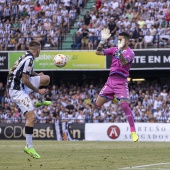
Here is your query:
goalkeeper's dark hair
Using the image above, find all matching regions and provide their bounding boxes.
[119,32,130,39]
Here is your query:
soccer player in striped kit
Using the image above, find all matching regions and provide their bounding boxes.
[7,41,52,158]
[95,29,139,142]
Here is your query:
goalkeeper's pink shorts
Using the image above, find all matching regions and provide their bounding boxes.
[99,75,129,100]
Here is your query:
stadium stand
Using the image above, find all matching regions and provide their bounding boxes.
[1,80,170,124]
[65,0,170,50]
[0,0,170,50]
[1,0,170,124]
[0,0,88,50]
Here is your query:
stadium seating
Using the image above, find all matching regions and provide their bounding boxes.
[1,81,170,124]
[0,0,170,50]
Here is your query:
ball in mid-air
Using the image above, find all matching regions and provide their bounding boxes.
[54,54,67,67]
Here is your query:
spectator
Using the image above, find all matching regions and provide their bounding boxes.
[137,17,146,29]
[20,7,28,18]
[156,111,167,123]
[88,25,98,50]
[3,5,11,22]
[84,11,91,26]
[128,31,135,48]
[110,0,119,10]
[123,17,131,28]
[79,25,89,50]
[149,25,157,36]
[144,31,154,48]
[77,109,85,123]
[130,90,139,106]
[7,34,17,50]
[108,17,118,37]
[76,18,84,29]
[133,24,141,40]
[11,18,20,33]
[88,85,96,100]
[145,17,154,29]
[34,1,42,17]
[159,28,170,48]
[160,89,168,101]
[165,10,170,23]
[71,31,82,50]
[134,31,144,49]
[95,0,102,11]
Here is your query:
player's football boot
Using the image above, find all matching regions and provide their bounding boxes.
[24,146,41,159]
[113,95,118,104]
[35,101,52,107]
[131,132,139,142]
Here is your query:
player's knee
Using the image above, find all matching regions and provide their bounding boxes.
[45,75,50,85]
[40,75,50,86]
[93,102,101,108]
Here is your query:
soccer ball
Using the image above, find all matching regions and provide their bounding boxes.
[54,54,67,67]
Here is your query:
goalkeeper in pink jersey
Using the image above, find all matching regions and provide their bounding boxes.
[95,29,139,142]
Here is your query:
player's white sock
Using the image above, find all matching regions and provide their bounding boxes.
[26,134,33,148]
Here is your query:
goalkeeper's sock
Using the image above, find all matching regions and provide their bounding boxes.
[120,103,135,132]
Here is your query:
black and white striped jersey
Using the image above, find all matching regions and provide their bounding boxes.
[7,51,34,90]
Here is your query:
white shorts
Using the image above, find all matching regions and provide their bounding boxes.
[24,76,40,94]
[9,76,40,114]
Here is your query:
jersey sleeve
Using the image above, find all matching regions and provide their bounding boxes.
[103,47,117,56]
[22,59,33,75]
[124,50,135,63]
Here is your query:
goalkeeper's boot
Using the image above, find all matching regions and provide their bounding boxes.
[35,101,52,107]
[113,95,118,104]
[24,146,41,159]
[131,132,139,142]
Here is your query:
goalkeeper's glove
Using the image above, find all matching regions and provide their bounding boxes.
[99,28,111,45]
[118,38,125,50]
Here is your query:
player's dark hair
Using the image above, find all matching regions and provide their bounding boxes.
[119,32,130,39]
[28,40,41,50]
[29,40,41,47]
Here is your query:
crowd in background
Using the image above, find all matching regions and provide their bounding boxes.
[0,0,170,50]
[0,0,84,50]
[71,0,170,50]
[0,80,170,124]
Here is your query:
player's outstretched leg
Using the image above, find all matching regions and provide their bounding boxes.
[120,102,139,142]
[24,75,52,107]
[35,75,52,107]
[24,111,41,159]
[94,95,108,109]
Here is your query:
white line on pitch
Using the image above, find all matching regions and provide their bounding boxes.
[120,162,170,169]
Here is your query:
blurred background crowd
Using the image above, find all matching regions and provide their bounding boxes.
[0,80,170,124]
[1,0,170,124]
[0,0,170,50]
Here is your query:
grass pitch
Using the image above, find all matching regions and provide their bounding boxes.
[0,141,170,170]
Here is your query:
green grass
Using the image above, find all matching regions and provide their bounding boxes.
[0,141,170,170]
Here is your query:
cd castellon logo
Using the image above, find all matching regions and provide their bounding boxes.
[1,125,54,139]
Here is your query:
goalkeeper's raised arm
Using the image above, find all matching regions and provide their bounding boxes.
[95,28,111,55]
